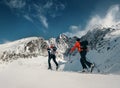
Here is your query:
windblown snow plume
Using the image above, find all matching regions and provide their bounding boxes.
[65,5,120,37]
[86,5,120,31]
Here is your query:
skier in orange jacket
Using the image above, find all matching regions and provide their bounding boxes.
[70,38,94,72]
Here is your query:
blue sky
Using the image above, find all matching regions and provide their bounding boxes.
[0,0,120,43]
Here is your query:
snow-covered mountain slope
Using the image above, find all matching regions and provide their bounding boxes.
[80,23,120,74]
[0,57,120,88]
[0,37,49,62]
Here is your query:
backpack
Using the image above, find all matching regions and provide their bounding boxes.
[80,40,88,50]
[52,46,57,51]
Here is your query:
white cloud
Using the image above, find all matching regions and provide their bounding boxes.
[69,25,80,32]
[64,25,86,37]
[43,0,65,18]
[4,0,65,29]
[60,3,65,10]
[24,15,33,22]
[65,5,120,38]
[44,1,53,9]
[4,0,26,9]
[39,15,48,29]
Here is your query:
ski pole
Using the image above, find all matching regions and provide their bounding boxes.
[68,54,73,63]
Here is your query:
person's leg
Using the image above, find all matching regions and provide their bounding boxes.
[52,55,59,70]
[81,51,94,72]
[80,51,87,69]
[85,59,92,68]
[82,51,92,68]
[52,55,58,66]
[80,51,95,72]
[48,55,52,69]
[80,58,87,69]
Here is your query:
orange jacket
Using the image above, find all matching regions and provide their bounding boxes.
[70,41,82,53]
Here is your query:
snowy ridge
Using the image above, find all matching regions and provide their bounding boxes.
[0,37,48,62]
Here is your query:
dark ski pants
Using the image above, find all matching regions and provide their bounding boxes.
[48,54,58,69]
[80,51,92,69]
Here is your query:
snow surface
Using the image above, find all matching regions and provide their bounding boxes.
[0,56,120,88]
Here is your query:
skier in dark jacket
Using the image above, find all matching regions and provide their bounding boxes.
[47,44,58,70]
[70,38,94,72]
